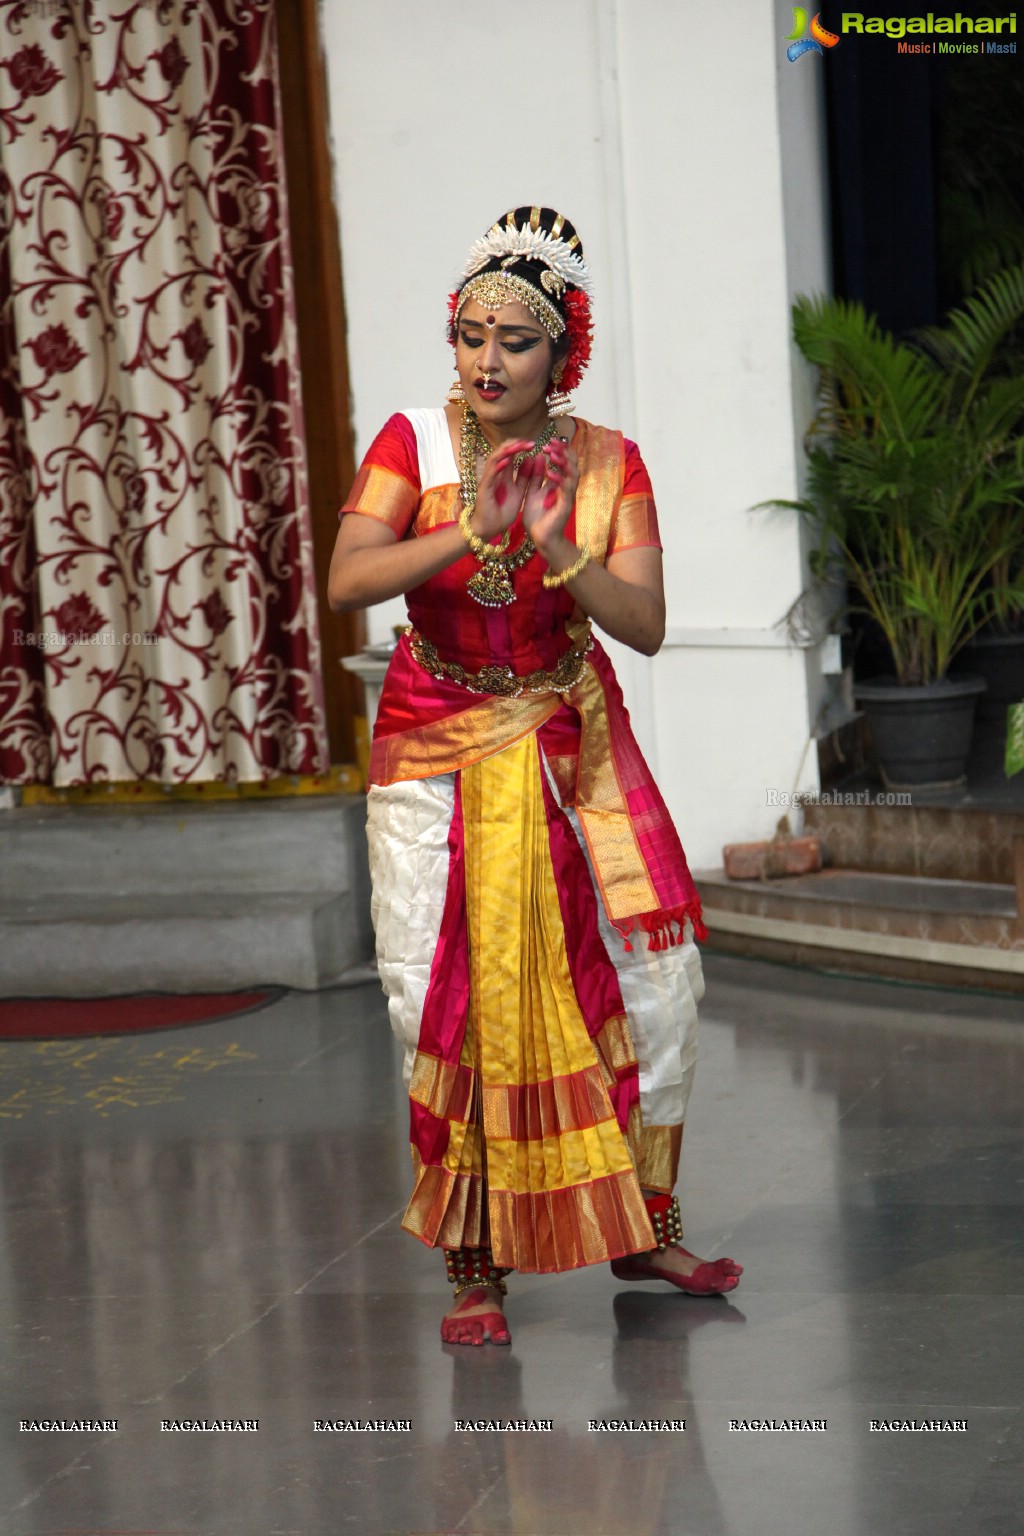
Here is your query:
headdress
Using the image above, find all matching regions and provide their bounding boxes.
[448,206,594,392]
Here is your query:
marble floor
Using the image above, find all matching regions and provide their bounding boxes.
[1,955,1021,1536]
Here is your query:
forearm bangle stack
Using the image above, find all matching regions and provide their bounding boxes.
[542,543,591,588]
[458,501,512,561]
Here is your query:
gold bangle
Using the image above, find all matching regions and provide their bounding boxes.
[458,501,511,561]
[542,543,591,588]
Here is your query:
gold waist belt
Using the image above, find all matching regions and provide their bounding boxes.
[408,626,592,699]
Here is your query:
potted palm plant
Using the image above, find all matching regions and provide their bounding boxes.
[953,510,1024,721]
[937,271,1024,721]
[763,265,1024,790]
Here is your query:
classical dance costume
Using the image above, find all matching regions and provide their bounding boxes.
[339,206,730,1320]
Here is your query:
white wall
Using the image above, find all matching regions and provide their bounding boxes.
[320,0,832,867]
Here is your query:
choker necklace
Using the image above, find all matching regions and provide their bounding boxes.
[458,405,558,607]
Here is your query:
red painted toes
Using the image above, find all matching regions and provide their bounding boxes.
[610,1252,743,1297]
[440,1311,511,1345]
[440,1290,512,1345]
[682,1261,741,1295]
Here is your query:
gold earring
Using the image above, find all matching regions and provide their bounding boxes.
[447,372,466,404]
[547,365,573,419]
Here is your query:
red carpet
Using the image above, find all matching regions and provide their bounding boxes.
[0,989,278,1040]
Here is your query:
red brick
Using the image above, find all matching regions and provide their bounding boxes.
[723,836,822,881]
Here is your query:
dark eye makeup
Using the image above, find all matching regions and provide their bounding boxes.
[459,330,542,354]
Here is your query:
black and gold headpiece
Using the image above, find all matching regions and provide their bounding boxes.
[453,205,591,340]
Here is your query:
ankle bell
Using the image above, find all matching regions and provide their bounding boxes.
[444,1244,510,1297]
[644,1193,684,1250]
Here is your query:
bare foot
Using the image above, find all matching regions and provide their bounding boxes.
[611,1244,743,1296]
[440,1284,512,1345]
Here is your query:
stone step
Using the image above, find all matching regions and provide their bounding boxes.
[0,798,375,996]
[0,798,367,895]
[0,891,365,996]
[697,867,1024,994]
[803,799,1024,885]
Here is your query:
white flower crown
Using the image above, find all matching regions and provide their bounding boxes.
[461,223,592,296]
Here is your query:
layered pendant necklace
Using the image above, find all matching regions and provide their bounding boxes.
[459,404,558,607]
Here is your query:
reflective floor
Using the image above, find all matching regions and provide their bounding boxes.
[1,955,1022,1536]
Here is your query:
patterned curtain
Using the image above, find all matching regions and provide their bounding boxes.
[0,0,329,784]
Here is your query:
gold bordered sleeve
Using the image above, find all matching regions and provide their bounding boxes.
[606,439,662,554]
[338,413,421,538]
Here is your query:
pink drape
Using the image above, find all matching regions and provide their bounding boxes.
[0,0,328,783]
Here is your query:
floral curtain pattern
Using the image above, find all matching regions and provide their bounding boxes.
[0,0,328,784]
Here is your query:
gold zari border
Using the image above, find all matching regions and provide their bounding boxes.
[610,494,661,553]
[341,463,419,534]
[632,1123,683,1195]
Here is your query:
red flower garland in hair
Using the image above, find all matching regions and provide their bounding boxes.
[447,286,593,393]
[558,290,593,394]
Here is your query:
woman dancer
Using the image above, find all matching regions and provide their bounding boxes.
[329,206,742,1346]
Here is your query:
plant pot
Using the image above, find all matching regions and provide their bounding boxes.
[853,675,986,790]
[954,631,1024,721]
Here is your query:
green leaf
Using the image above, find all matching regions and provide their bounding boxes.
[917,263,1024,384]
[1005,702,1024,778]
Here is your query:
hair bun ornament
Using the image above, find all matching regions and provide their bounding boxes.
[461,210,592,296]
[448,205,595,391]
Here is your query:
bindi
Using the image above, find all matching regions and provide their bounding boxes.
[485,314,497,328]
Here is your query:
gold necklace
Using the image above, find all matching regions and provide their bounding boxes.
[458,405,558,607]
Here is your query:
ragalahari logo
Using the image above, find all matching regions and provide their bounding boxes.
[787,8,841,60]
